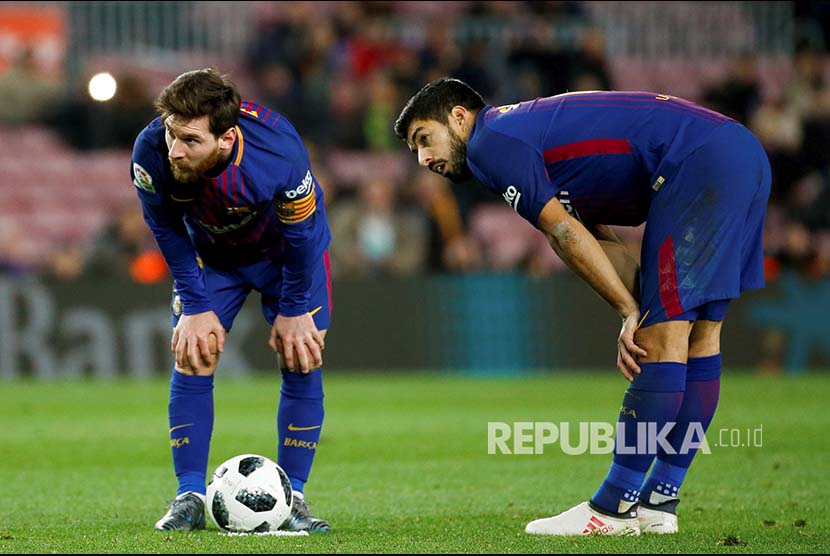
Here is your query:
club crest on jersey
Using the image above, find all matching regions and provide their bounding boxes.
[503,185,521,211]
[274,201,295,219]
[198,211,257,234]
[132,162,155,193]
[226,206,252,215]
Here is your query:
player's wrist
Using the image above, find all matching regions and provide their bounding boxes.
[618,304,640,321]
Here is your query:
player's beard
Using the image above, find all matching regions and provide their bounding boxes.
[445,127,473,184]
[169,145,221,183]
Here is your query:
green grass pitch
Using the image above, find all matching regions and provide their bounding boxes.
[0,371,827,553]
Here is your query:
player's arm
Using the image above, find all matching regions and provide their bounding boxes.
[131,138,224,371]
[586,223,640,300]
[468,127,645,378]
[270,167,326,374]
[139,202,225,371]
[538,199,646,380]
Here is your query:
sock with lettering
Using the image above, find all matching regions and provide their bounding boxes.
[168,369,214,496]
[277,369,324,493]
[590,362,686,514]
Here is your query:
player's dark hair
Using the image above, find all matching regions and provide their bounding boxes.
[394,77,485,141]
[154,68,241,136]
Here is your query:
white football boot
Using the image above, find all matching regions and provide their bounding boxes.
[525,501,640,536]
[637,499,679,534]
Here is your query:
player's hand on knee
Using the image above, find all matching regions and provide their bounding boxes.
[175,346,219,375]
[172,311,225,374]
[269,313,324,373]
[617,311,647,381]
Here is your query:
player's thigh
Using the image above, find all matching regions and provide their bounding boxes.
[688,321,722,358]
[688,299,729,358]
[634,299,728,363]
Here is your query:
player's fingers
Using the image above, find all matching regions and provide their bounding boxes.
[174,335,187,368]
[187,339,206,374]
[622,322,648,359]
[627,335,648,358]
[306,337,323,369]
[617,352,634,382]
[618,343,640,376]
[214,327,226,354]
[275,350,288,372]
[282,338,297,372]
[623,352,640,376]
[296,343,311,374]
[311,329,325,351]
[171,329,179,354]
[197,336,213,364]
[623,336,645,371]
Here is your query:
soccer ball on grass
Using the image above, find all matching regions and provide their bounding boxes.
[206,453,293,532]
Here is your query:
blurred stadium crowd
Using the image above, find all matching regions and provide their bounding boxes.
[0,0,828,288]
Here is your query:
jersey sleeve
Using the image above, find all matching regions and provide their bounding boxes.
[467,127,559,227]
[130,125,166,207]
[130,128,211,315]
[271,144,330,318]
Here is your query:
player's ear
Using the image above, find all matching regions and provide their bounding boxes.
[218,127,236,150]
[450,105,467,126]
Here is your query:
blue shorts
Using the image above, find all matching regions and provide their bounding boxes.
[639,122,770,327]
[171,252,332,331]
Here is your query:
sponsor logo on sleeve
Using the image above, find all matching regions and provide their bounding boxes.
[276,170,317,223]
[557,190,582,221]
[503,185,522,211]
[284,170,313,199]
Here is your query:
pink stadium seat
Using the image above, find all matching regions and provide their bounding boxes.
[0,125,134,268]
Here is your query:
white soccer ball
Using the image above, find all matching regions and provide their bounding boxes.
[206,454,293,532]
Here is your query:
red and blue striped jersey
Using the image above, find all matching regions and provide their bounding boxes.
[130,101,331,317]
[466,91,734,227]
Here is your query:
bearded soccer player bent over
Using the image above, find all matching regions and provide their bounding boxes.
[131,69,332,532]
[395,78,770,536]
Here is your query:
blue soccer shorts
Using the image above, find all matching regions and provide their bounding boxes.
[171,252,332,331]
[639,122,771,327]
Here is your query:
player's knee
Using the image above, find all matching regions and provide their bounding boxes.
[174,358,219,376]
[634,320,693,362]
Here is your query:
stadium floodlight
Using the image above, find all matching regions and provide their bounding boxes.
[88,72,117,102]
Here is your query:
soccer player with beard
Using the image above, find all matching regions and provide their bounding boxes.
[131,68,332,532]
[395,78,770,536]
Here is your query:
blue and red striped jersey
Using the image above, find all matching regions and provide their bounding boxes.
[466,91,734,227]
[130,101,331,317]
